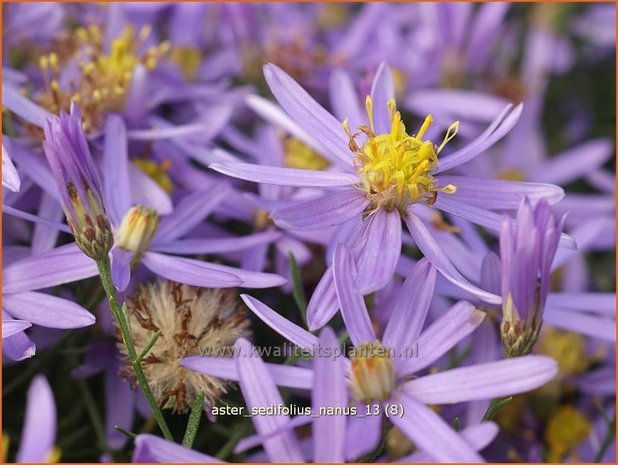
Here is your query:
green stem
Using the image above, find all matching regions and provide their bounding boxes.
[182,391,205,448]
[76,378,115,458]
[96,258,174,441]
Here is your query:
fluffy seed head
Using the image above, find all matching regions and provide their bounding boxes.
[118,281,250,413]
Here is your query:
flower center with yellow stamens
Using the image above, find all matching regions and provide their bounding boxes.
[284,137,330,170]
[170,46,202,81]
[349,341,396,402]
[133,159,174,194]
[536,327,588,379]
[37,25,169,131]
[345,96,458,213]
[115,206,160,258]
[544,405,591,462]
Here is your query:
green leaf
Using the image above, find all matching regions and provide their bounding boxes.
[482,397,512,422]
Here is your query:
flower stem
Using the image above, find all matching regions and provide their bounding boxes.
[182,391,205,448]
[96,258,174,441]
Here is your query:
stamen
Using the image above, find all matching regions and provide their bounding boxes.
[365,95,375,133]
[416,114,434,140]
[437,121,460,153]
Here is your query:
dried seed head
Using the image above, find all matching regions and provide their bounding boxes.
[118,281,250,413]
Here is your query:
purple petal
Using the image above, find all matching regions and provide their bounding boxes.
[438,176,564,209]
[182,356,313,390]
[313,327,347,462]
[210,161,359,187]
[152,230,281,255]
[31,193,64,255]
[3,330,36,361]
[128,164,173,215]
[2,318,32,338]
[3,243,98,294]
[544,308,616,342]
[398,301,485,376]
[383,258,436,351]
[329,70,364,131]
[110,247,133,292]
[332,244,376,346]
[436,103,523,174]
[403,356,558,404]
[16,375,56,462]
[246,95,326,160]
[405,213,501,304]
[400,422,499,462]
[354,208,402,293]
[154,184,230,243]
[3,292,95,329]
[240,294,318,349]
[235,338,304,462]
[306,266,339,331]
[271,189,368,231]
[263,63,352,166]
[390,392,483,462]
[102,115,132,224]
[2,83,53,128]
[2,143,21,192]
[133,434,222,463]
[344,413,382,461]
[546,293,616,315]
[106,361,135,449]
[369,62,395,134]
[530,139,614,185]
[141,252,242,288]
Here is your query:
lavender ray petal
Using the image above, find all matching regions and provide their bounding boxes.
[16,375,56,462]
[402,356,558,404]
[3,292,95,329]
[332,243,376,346]
[210,161,359,187]
[271,189,368,231]
[241,294,318,349]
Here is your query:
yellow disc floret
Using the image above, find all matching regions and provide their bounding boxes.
[545,405,591,462]
[345,96,458,212]
[349,341,396,402]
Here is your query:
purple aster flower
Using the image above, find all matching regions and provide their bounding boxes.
[500,198,565,357]
[210,62,572,330]
[185,255,558,461]
[42,102,114,260]
[98,115,285,292]
[13,375,58,462]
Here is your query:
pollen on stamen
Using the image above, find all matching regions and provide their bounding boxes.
[34,25,169,132]
[345,96,459,213]
[118,281,251,413]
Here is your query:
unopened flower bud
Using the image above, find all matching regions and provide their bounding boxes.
[42,102,113,260]
[115,205,159,257]
[499,198,565,357]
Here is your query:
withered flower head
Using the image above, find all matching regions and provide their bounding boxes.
[119,281,250,413]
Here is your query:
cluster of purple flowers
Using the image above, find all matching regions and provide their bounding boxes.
[2,2,615,463]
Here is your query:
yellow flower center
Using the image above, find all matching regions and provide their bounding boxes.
[349,341,396,402]
[133,159,174,194]
[2,433,9,463]
[545,405,591,462]
[345,96,458,212]
[170,46,202,81]
[115,206,160,257]
[37,25,169,131]
[536,327,589,379]
[284,137,330,170]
